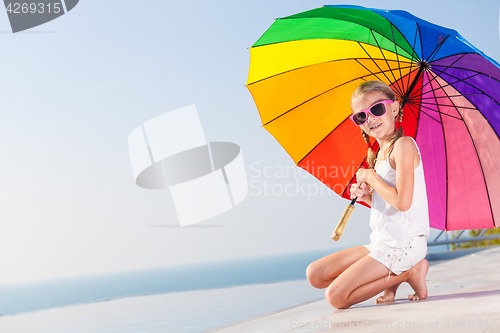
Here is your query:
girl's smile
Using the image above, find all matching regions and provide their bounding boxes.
[351,91,400,147]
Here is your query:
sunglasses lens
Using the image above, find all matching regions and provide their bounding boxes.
[371,103,386,116]
[353,112,366,125]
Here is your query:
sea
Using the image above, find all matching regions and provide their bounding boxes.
[0,245,450,332]
[0,248,344,314]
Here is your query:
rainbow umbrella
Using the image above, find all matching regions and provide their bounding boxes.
[246,5,500,231]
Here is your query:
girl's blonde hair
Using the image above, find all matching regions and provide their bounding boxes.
[351,80,404,168]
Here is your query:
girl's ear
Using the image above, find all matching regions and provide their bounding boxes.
[392,100,400,117]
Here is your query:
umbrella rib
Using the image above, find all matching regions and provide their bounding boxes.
[431,62,500,87]
[297,95,389,173]
[407,54,467,100]
[419,101,478,111]
[261,64,412,127]
[410,73,424,161]
[272,15,417,59]
[295,114,361,167]
[409,72,480,102]
[407,100,441,123]
[429,53,500,79]
[424,72,500,142]
[311,118,362,181]
[353,59,385,82]
[247,54,412,86]
[405,25,420,98]
[357,41,396,86]
[353,59,412,88]
[425,35,450,64]
[420,93,484,100]
[403,98,421,121]
[369,29,402,96]
[390,24,405,96]
[418,21,424,61]
[426,74,449,230]
[435,78,496,229]
[425,66,500,146]
[408,100,464,122]
[417,72,482,107]
[295,117,354,167]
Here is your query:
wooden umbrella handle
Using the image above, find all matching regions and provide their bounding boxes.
[331,165,374,241]
[331,198,356,241]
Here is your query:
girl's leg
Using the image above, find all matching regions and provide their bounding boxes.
[325,256,429,309]
[306,246,370,289]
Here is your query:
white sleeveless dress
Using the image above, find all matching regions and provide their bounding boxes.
[363,136,430,277]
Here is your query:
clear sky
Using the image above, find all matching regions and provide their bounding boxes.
[0,0,498,285]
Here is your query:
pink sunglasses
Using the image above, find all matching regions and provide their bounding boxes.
[350,100,394,126]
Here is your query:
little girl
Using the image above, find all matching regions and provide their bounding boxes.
[306,80,431,309]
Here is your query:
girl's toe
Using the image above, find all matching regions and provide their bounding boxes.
[408,292,420,301]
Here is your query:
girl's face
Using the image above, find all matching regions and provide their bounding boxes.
[351,91,399,139]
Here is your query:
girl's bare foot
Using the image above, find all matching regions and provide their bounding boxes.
[376,282,402,304]
[406,259,429,301]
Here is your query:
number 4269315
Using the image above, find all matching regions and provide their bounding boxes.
[6,2,62,14]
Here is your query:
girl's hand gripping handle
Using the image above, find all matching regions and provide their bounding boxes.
[350,183,370,202]
[332,167,373,241]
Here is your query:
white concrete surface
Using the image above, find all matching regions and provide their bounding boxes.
[212,246,500,333]
[1,246,499,333]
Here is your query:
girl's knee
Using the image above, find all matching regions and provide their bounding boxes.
[305,263,317,286]
[325,286,350,309]
[306,262,325,289]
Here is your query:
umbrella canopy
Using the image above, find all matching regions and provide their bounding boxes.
[246,5,500,231]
